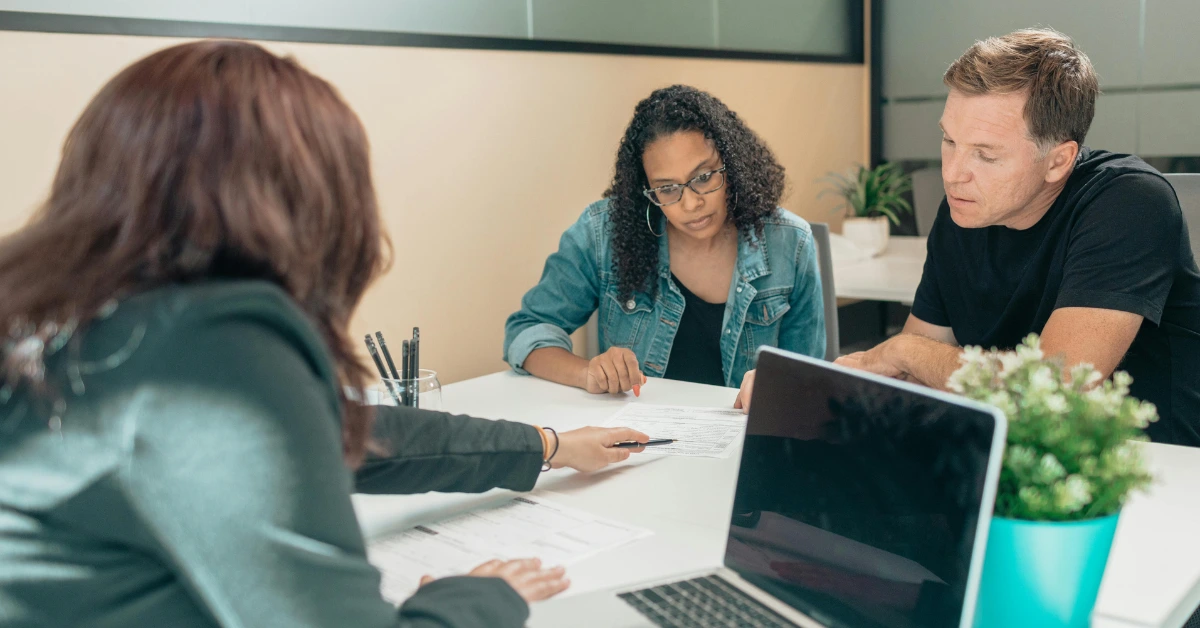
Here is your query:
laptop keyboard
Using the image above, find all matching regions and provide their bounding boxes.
[618,575,796,627]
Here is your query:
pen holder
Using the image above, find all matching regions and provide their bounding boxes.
[382,369,442,411]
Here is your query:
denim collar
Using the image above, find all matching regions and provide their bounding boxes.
[655,222,771,282]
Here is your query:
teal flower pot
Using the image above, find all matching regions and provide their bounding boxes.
[975,514,1120,628]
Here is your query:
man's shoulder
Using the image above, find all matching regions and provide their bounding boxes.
[1071,149,1180,223]
[1076,147,1158,174]
[1073,148,1173,196]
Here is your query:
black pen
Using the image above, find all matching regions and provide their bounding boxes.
[400,340,411,407]
[377,332,400,379]
[365,335,401,405]
[613,439,675,449]
[377,332,404,406]
[411,327,420,409]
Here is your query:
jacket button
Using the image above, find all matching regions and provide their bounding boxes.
[625,299,636,311]
[736,286,743,293]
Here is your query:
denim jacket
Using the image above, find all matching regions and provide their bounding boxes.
[504,199,825,387]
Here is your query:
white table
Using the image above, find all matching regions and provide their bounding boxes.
[830,234,927,305]
[353,372,742,599]
[353,371,1200,628]
[1093,443,1200,628]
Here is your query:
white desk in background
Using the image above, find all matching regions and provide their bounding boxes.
[353,371,1200,628]
[830,234,927,305]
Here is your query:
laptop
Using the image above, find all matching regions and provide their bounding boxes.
[529,346,1007,628]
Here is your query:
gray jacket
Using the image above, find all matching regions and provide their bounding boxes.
[0,280,542,628]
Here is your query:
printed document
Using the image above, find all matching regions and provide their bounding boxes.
[367,496,652,603]
[602,403,747,458]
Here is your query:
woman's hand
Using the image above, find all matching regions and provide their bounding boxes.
[583,347,646,394]
[420,558,569,602]
[551,426,650,472]
[734,370,755,414]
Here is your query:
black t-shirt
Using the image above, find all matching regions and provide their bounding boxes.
[913,148,1200,446]
[664,274,727,387]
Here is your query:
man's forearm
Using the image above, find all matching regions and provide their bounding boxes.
[888,333,963,390]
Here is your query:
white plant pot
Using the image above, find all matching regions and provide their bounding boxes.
[842,216,890,257]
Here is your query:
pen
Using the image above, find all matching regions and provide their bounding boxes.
[365,335,401,405]
[613,438,675,449]
[377,332,400,380]
[400,340,411,407]
[411,327,420,409]
[377,331,404,407]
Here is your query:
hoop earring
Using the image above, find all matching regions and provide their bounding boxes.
[646,203,664,237]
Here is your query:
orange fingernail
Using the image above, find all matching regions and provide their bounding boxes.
[633,384,641,397]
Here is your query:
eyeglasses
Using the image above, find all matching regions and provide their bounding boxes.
[642,167,726,206]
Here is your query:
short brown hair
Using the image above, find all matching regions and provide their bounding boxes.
[944,28,1099,152]
[0,41,388,466]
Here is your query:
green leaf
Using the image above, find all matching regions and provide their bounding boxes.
[874,206,901,225]
[821,162,915,221]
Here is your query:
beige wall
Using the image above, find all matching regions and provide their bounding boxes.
[0,30,866,384]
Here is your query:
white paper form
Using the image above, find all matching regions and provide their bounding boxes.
[602,404,747,458]
[366,496,652,604]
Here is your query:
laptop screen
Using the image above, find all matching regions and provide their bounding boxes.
[724,349,1000,628]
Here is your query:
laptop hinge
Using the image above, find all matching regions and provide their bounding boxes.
[716,568,830,628]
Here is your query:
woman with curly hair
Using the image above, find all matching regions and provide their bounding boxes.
[505,85,825,410]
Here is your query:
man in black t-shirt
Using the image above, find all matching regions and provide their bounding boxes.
[837,29,1200,446]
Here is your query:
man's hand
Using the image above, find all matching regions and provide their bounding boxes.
[834,337,907,379]
[835,317,963,389]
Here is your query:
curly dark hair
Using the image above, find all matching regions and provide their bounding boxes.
[604,85,786,301]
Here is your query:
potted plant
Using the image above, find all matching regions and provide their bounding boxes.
[948,335,1157,628]
[822,162,912,256]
